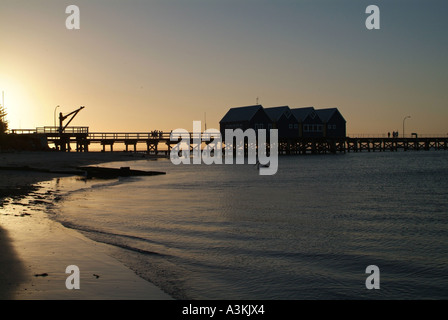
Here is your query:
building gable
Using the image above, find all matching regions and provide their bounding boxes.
[291,107,315,122]
[219,105,263,124]
[316,108,346,124]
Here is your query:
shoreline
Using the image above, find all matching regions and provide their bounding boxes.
[0,151,172,300]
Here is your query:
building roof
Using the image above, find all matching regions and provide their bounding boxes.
[290,107,316,122]
[264,106,291,122]
[219,105,263,123]
[315,108,346,122]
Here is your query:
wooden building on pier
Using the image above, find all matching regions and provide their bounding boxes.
[219,105,272,139]
[220,105,347,139]
[264,106,299,139]
[316,108,346,138]
[290,107,324,138]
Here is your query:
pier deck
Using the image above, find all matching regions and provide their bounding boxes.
[8,128,448,154]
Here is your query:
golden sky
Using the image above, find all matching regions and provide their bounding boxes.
[1,0,447,136]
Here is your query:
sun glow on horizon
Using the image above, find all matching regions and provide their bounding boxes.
[0,75,42,130]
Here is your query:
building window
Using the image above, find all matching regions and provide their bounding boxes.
[304,125,309,132]
[317,125,323,132]
[333,125,336,129]
[294,124,298,129]
[289,124,293,129]
[328,124,332,130]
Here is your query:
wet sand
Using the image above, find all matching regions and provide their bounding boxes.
[0,151,172,300]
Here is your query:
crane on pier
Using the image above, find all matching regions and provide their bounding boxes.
[59,106,85,135]
[57,106,85,152]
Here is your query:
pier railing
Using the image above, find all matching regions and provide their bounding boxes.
[8,129,37,134]
[87,132,217,141]
[36,126,89,135]
[348,133,448,138]
[88,132,170,141]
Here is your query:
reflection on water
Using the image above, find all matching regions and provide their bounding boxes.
[51,151,448,299]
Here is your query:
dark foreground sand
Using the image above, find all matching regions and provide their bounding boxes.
[0,151,172,300]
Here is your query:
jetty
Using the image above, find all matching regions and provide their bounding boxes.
[5,104,446,155]
[7,127,448,155]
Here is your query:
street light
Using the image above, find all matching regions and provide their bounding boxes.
[403,115,411,138]
[54,105,60,129]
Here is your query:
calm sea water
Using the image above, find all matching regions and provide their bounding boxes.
[49,151,448,299]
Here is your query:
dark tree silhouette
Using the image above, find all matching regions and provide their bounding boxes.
[0,105,8,134]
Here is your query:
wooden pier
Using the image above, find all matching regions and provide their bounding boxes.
[8,128,448,155]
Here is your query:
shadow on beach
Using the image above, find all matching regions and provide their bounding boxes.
[0,225,27,299]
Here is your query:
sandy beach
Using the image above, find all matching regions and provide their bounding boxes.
[0,151,172,300]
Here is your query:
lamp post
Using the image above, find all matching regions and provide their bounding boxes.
[54,105,60,130]
[402,115,411,138]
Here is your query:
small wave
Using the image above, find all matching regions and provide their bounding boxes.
[60,221,168,257]
[99,240,165,256]
[61,221,164,245]
[63,176,139,195]
[91,176,141,189]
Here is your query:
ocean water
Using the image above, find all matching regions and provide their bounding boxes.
[48,151,448,299]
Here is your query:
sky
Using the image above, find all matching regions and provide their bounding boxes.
[0,0,447,136]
